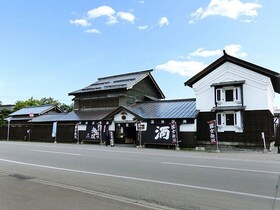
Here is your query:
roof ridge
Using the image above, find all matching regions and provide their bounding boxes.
[98,69,153,80]
[135,98,196,104]
[21,104,55,109]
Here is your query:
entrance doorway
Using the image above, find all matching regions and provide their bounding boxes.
[115,123,136,144]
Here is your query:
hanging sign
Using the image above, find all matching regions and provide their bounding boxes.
[52,122,57,138]
[74,124,78,140]
[170,120,178,144]
[109,131,115,147]
[207,120,217,143]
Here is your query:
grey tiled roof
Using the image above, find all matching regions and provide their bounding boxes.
[10,104,56,116]
[63,108,116,121]
[127,99,197,119]
[29,113,68,122]
[68,70,164,98]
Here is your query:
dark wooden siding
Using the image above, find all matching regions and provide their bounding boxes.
[79,98,119,109]
[73,77,162,110]
[0,122,77,143]
[196,110,274,147]
[127,77,163,103]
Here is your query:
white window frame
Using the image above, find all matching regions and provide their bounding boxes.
[215,86,241,105]
[216,111,243,132]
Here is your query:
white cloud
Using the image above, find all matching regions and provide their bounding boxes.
[71,6,138,32]
[156,60,206,77]
[189,44,247,58]
[138,25,148,30]
[139,1,145,4]
[85,29,101,34]
[159,17,169,27]
[189,48,222,57]
[117,12,135,24]
[70,19,91,27]
[87,5,115,19]
[224,44,247,57]
[157,44,247,77]
[87,5,118,25]
[190,0,262,23]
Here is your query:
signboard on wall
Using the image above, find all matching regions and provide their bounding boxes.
[146,123,178,144]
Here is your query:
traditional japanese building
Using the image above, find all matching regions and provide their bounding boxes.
[185,51,280,148]
[68,69,165,110]
[6,104,62,141]
[17,70,198,147]
[5,52,279,149]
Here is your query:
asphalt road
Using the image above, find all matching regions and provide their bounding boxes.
[0,141,280,210]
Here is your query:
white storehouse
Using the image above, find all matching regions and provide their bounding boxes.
[185,51,280,147]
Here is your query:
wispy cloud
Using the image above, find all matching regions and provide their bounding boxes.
[156,44,247,77]
[70,19,91,27]
[189,48,221,57]
[87,5,115,19]
[117,12,135,24]
[138,25,148,30]
[224,44,247,57]
[85,29,101,34]
[189,44,247,58]
[139,0,145,4]
[71,5,136,32]
[159,17,169,27]
[190,0,262,24]
[87,5,117,25]
[156,60,206,77]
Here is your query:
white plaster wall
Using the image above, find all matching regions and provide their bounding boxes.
[193,62,275,113]
[114,112,135,122]
[109,121,115,131]
[179,120,196,132]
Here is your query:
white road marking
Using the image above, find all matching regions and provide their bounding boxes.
[0,158,279,201]
[162,162,280,175]
[30,149,81,156]
[2,141,280,165]
[31,179,171,210]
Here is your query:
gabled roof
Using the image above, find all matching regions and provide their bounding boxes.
[104,99,198,120]
[184,51,280,94]
[69,69,165,98]
[10,104,59,117]
[30,108,116,122]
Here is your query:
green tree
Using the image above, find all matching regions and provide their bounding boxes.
[13,97,41,111]
[13,97,73,113]
[0,109,12,125]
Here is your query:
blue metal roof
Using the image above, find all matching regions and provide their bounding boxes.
[127,99,197,119]
[30,99,197,122]
[10,104,57,116]
[30,108,116,122]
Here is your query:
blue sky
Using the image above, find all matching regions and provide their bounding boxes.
[1,0,280,106]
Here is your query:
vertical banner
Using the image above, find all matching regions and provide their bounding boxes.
[170,120,178,144]
[207,120,217,143]
[74,123,78,140]
[109,131,115,147]
[85,124,100,141]
[52,122,57,138]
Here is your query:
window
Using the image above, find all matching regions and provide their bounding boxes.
[216,89,221,102]
[225,113,234,125]
[217,113,222,125]
[215,87,241,105]
[216,111,243,132]
[225,90,234,102]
